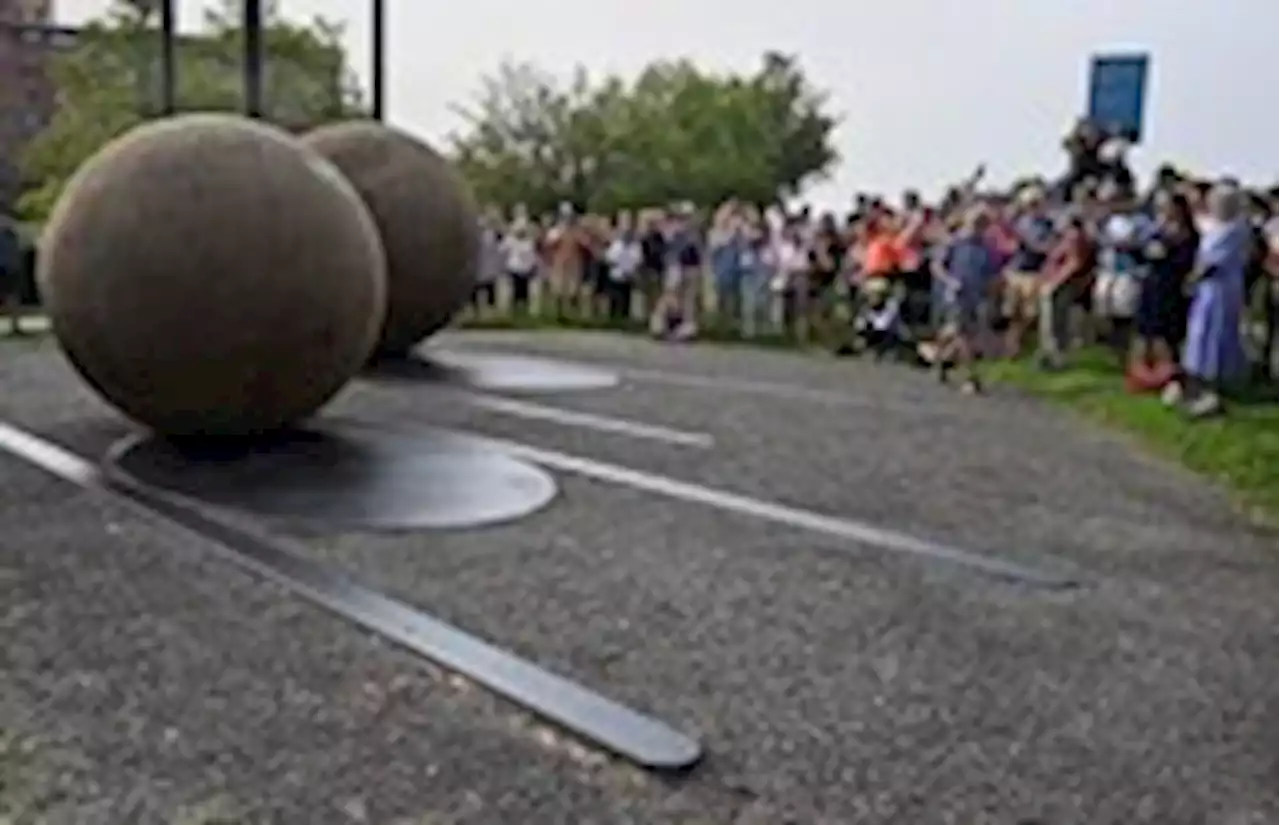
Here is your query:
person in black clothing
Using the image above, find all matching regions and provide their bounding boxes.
[0,213,22,336]
[637,210,667,317]
[1129,190,1199,388]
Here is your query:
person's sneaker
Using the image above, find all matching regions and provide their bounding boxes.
[960,378,982,395]
[1160,381,1184,406]
[1036,352,1064,371]
[1186,391,1222,418]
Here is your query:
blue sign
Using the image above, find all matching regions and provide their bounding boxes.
[1087,53,1150,143]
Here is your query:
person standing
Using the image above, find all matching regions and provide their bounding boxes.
[0,213,21,336]
[637,209,668,320]
[739,206,773,339]
[1167,183,1251,417]
[1002,187,1055,356]
[544,203,585,320]
[649,204,703,341]
[501,217,540,317]
[604,213,642,321]
[1093,180,1153,355]
[471,216,502,316]
[1263,193,1279,379]
[933,207,1000,393]
[1036,213,1095,369]
[708,202,747,329]
[1128,191,1198,389]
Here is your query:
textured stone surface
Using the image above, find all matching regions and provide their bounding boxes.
[0,332,1274,824]
[36,113,386,437]
[304,121,480,356]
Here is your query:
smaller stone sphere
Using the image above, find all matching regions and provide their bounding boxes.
[303,121,480,356]
[38,113,387,438]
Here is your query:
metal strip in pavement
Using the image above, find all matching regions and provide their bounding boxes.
[0,420,704,773]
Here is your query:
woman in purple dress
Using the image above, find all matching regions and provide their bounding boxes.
[1165,183,1250,417]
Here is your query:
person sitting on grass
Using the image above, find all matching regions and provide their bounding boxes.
[932,207,1000,394]
[851,276,909,359]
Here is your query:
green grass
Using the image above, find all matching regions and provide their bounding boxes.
[984,350,1278,520]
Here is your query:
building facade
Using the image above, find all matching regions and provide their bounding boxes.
[0,0,74,211]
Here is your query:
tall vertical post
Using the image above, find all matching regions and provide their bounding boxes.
[243,0,264,118]
[371,0,385,120]
[158,0,176,116]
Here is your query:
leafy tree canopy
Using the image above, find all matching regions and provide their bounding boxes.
[16,0,363,221]
[450,52,840,217]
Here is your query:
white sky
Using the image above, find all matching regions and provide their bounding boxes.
[57,0,1280,210]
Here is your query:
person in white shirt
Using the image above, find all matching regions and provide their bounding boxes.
[771,223,810,334]
[501,218,540,314]
[472,217,503,315]
[604,214,642,320]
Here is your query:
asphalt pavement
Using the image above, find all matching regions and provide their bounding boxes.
[0,330,1274,824]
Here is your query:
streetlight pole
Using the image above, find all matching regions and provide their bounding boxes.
[243,0,263,118]
[371,0,385,120]
[158,0,175,115]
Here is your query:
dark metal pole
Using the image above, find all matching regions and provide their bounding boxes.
[371,0,385,120]
[243,0,264,118]
[158,0,176,115]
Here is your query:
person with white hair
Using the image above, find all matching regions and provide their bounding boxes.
[1163,181,1251,416]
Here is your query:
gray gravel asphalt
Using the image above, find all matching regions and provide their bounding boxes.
[0,330,1275,824]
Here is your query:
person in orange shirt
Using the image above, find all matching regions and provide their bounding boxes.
[860,212,901,281]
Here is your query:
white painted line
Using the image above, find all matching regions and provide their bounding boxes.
[472,432,1078,588]
[0,420,97,483]
[463,393,713,449]
[623,368,893,409]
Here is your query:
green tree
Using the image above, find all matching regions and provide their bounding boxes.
[450,52,840,215]
[16,0,364,221]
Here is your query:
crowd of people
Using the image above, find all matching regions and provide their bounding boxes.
[472,119,1278,414]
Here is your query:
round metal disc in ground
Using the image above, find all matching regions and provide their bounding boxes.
[105,425,558,531]
[367,350,619,393]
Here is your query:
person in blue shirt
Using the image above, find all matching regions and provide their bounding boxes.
[1002,187,1056,355]
[932,207,1001,393]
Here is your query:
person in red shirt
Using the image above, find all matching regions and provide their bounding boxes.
[1036,214,1095,369]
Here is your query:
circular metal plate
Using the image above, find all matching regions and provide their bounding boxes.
[367,350,619,393]
[105,424,558,531]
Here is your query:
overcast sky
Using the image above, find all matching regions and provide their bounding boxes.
[58,0,1280,208]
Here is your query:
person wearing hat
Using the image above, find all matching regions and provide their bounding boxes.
[1001,185,1055,356]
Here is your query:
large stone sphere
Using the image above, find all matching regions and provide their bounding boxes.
[302,121,480,356]
[38,113,387,438]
